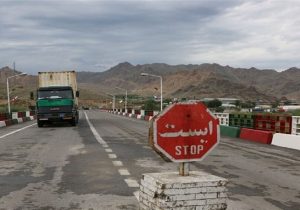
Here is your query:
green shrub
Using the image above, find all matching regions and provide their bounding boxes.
[288,109,300,116]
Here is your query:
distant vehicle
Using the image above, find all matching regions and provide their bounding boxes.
[82,106,90,110]
[34,71,79,127]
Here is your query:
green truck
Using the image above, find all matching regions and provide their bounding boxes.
[35,71,79,127]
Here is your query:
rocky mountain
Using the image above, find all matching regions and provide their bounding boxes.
[77,62,300,102]
[1,63,300,104]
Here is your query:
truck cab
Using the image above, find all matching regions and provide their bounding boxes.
[37,86,79,127]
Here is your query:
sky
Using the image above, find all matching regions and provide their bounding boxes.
[0,0,300,74]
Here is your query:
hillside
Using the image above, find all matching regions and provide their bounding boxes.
[1,63,300,106]
[0,67,37,100]
[77,62,300,102]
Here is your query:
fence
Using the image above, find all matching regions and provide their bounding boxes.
[292,116,300,135]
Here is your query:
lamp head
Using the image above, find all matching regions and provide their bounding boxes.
[140,73,149,76]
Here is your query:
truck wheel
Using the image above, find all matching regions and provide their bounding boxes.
[76,113,79,124]
[37,120,43,127]
[71,118,76,126]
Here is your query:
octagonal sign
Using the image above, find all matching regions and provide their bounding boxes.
[153,102,220,162]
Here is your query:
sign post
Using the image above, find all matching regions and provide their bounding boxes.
[179,162,190,176]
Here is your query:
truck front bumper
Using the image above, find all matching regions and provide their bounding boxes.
[37,112,76,121]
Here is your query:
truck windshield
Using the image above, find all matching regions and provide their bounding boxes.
[38,90,73,99]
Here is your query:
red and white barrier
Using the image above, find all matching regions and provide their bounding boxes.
[239,128,273,144]
[272,133,300,150]
[0,111,36,128]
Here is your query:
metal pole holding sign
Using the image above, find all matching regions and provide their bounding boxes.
[179,162,190,176]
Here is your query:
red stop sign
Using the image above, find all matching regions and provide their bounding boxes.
[153,102,220,162]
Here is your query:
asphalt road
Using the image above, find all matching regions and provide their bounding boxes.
[0,110,299,210]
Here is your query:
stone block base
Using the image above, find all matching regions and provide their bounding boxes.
[139,171,228,210]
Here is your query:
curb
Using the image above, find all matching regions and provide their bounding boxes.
[108,111,154,122]
[0,116,36,128]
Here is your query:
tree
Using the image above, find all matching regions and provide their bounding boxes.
[206,99,222,108]
[284,100,292,105]
[271,100,280,108]
[163,98,172,104]
[234,100,241,108]
[241,101,256,109]
[215,106,225,113]
[142,99,160,111]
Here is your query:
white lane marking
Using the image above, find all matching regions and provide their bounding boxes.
[105,149,113,153]
[118,169,130,176]
[85,111,139,195]
[84,112,106,145]
[133,191,139,201]
[124,179,139,188]
[112,161,123,166]
[108,154,117,159]
[0,123,37,139]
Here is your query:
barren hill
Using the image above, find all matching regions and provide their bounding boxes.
[1,63,300,105]
[77,62,300,102]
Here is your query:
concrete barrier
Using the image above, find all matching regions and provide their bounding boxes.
[138,115,145,120]
[0,112,36,128]
[12,112,18,119]
[12,119,18,124]
[17,118,23,123]
[0,121,6,128]
[153,111,160,116]
[4,120,13,126]
[240,128,273,144]
[272,133,300,150]
[26,111,30,117]
[220,125,240,138]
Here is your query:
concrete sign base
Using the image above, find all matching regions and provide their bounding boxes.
[139,171,228,210]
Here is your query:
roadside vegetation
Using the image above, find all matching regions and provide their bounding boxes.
[288,109,300,116]
[0,104,29,113]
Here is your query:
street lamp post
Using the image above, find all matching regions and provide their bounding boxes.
[115,87,127,111]
[6,73,27,114]
[107,93,115,111]
[140,73,163,111]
